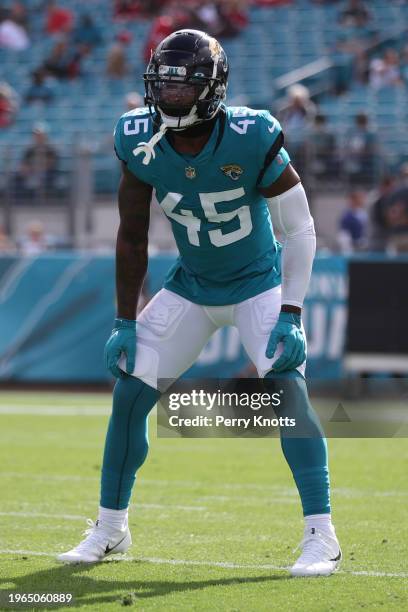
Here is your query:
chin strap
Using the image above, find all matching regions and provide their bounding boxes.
[132,122,167,165]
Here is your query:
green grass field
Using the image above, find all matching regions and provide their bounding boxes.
[0,391,407,611]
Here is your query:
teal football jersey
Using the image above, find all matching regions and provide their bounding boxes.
[114,105,290,305]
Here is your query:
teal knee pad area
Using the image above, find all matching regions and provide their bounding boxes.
[101,376,160,510]
[265,370,330,516]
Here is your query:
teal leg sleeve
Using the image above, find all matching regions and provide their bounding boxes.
[100,376,160,510]
[265,370,330,516]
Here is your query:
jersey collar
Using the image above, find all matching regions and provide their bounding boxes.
[160,114,222,166]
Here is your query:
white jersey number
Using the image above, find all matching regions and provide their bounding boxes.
[230,119,256,135]
[124,118,149,135]
[160,188,253,247]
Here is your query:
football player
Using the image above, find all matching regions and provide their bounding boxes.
[58,30,341,576]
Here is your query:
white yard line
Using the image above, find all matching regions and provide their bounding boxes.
[0,549,407,579]
[0,512,85,520]
[1,472,406,500]
[0,406,111,416]
[0,472,98,482]
[131,503,206,511]
[0,501,206,519]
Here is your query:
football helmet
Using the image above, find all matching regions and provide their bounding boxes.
[144,29,228,130]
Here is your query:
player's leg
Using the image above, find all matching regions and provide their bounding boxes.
[58,289,217,563]
[234,286,341,577]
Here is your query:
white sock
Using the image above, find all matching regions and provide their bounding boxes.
[305,513,335,535]
[98,506,128,531]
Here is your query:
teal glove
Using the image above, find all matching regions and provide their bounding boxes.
[104,318,136,378]
[266,312,306,373]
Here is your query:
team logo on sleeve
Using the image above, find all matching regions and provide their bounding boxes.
[185,166,196,179]
[220,164,243,181]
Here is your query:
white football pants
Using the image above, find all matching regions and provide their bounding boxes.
[118,286,306,392]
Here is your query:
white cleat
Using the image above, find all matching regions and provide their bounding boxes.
[290,527,342,577]
[57,519,132,564]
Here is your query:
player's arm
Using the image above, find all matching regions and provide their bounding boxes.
[259,164,316,371]
[104,164,153,377]
[116,163,152,319]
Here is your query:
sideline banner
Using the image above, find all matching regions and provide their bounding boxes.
[0,253,347,382]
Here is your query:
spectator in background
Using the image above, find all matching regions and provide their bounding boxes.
[338,190,368,253]
[255,0,293,5]
[0,7,30,50]
[145,1,171,17]
[19,221,50,256]
[0,224,16,252]
[336,0,376,60]
[369,48,402,90]
[370,175,398,251]
[114,0,144,20]
[343,113,378,186]
[339,0,370,27]
[279,84,316,174]
[279,84,317,132]
[0,81,19,128]
[25,69,54,104]
[186,1,224,36]
[73,13,102,49]
[400,44,408,85]
[9,2,28,29]
[43,38,85,79]
[45,0,74,35]
[306,114,338,179]
[371,179,408,253]
[218,0,249,38]
[153,1,248,39]
[125,91,144,111]
[106,31,132,78]
[16,123,59,197]
[90,90,144,156]
[143,13,178,63]
[398,162,408,188]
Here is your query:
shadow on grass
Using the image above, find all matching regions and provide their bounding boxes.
[1,558,289,607]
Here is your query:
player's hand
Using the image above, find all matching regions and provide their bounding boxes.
[104,318,136,378]
[266,312,306,372]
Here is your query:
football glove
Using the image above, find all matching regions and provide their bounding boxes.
[104,318,136,378]
[266,312,306,373]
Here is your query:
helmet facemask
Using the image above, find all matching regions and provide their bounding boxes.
[144,48,227,130]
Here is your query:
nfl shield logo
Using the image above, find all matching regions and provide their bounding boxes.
[185,166,196,179]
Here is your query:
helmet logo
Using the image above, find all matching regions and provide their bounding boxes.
[185,166,196,179]
[209,37,222,60]
[221,164,243,181]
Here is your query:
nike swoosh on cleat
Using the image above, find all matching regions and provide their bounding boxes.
[330,551,342,562]
[105,535,127,555]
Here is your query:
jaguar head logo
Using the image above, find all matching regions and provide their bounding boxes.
[221,164,243,181]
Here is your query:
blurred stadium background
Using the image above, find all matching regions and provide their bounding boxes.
[0,0,408,386]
